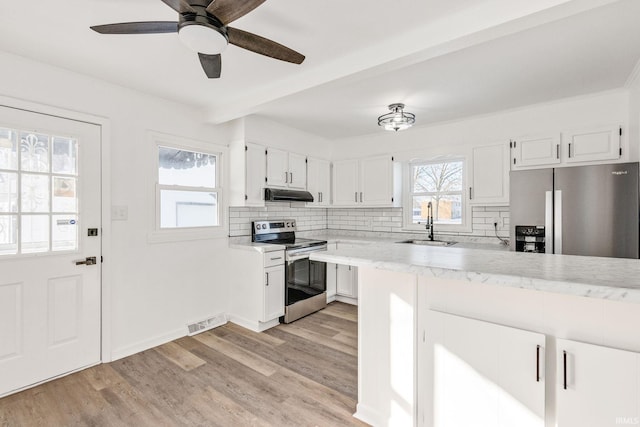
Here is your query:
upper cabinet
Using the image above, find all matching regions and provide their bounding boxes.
[470,143,510,205]
[229,141,266,207]
[333,155,398,207]
[511,125,622,170]
[306,157,331,206]
[511,134,561,168]
[563,125,622,164]
[266,148,306,190]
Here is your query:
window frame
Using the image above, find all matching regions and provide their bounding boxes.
[148,132,227,243]
[403,156,471,233]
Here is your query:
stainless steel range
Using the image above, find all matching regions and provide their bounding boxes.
[252,220,327,323]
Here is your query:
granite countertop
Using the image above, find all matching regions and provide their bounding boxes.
[309,242,640,304]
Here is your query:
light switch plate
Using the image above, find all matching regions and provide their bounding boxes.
[111,205,128,221]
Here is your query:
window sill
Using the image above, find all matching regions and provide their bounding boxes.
[147,227,227,244]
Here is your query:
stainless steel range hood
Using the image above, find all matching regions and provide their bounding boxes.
[264,188,314,202]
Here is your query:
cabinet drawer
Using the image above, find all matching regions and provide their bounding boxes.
[264,251,285,267]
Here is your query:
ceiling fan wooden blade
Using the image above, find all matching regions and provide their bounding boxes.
[160,0,196,14]
[206,0,266,25]
[198,53,222,78]
[90,22,178,34]
[227,27,305,64]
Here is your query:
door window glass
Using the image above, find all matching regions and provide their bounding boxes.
[0,126,79,255]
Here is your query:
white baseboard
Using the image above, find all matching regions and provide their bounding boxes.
[335,295,358,305]
[354,403,382,427]
[110,327,186,361]
[228,314,280,333]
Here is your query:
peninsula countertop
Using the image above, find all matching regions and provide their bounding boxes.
[309,242,640,304]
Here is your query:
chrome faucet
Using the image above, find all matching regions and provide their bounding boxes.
[426,202,434,241]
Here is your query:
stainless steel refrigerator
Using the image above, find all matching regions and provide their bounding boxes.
[509,162,639,259]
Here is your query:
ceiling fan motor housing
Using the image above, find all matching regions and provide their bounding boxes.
[178,6,229,54]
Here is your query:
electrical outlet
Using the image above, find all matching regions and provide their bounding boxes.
[491,217,502,228]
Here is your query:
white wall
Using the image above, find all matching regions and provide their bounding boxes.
[628,65,640,162]
[0,51,234,360]
[330,90,631,161]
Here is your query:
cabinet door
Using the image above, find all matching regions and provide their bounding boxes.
[512,134,561,168]
[564,125,621,163]
[326,262,337,301]
[307,157,331,206]
[266,148,288,188]
[471,144,510,205]
[263,265,284,322]
[336,264,356,297]
[333,159,359,206]
[245,143,266,205]
[556,339,640,427]
[425,311,545,427]
[287,152,307,189]
[360,155,393,206]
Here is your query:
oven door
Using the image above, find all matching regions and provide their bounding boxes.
[285,252,326,306]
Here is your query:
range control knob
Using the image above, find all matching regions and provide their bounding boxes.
[292,221,296,228]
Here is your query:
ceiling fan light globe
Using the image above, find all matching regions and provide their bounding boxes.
[178,23,228,55]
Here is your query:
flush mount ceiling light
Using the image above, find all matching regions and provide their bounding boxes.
[378,103,416,132]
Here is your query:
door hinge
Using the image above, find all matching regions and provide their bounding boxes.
[305,158,308,163]
[245,194,248,200]
[101,256,103,263]
[265,149,268,155]
[265,177,268,183]
[245,145,248,151]
[513,158,516,165]
[391,156,394,161]
[391,197,394,202]
[619,127,623,136]
[509,140,513,149]
[620,148,622,156]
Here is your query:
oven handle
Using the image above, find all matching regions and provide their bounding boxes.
[286,253,311,262]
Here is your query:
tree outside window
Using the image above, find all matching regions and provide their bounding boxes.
[410,160,463,225]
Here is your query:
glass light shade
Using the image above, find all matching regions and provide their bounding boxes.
[178,24,228,55]
[378,103,416,132]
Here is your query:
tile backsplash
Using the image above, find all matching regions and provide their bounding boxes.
[229,204,509,239]
[229,203,327,237]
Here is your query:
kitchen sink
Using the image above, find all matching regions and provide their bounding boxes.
[396,239,457,246]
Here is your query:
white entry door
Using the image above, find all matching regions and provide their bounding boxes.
[0,106,101,397]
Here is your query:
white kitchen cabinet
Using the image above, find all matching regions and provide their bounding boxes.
[470,143,510,205]
[424,311,545,427]
[228,248,284,332]
[229,141,266,206]
[511,133,561,168]
[556,338,640,427]
[306,157,331,206]
[266,148,306,189]
[332,155,397,207]
[563,124,621,163]
[336,264,357,298]
[263,264,285,322]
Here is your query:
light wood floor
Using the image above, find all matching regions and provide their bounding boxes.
[0,302,367,427]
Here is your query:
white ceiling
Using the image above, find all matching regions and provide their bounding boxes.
[0,0,638,139]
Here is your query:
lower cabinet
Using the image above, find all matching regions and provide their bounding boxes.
[336,264,357,298]
[556,338,640,427]
[424,310,545,427]
[228,248,284,332]
[263,264,284,322]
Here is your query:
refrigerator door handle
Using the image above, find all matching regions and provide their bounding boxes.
[545,191,553,254]
[554,190,562,254]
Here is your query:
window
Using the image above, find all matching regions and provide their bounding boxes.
[156,143,222,232]
[406,159,466,230]
[0,127,79,256]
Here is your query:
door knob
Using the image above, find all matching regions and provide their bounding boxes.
[75,256,97,265]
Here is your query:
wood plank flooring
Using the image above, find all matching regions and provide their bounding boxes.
[0,302,367,427]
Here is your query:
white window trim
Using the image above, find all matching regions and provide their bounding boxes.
[147,131,228,243]
[402,155,472,233]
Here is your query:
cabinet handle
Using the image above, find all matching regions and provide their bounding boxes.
[290,172,293,183]
[266,272,270,286]
[284,171,288,183]
[270,257,282,261]
[568,143,572,158]
[563,350,567,390]
[319,192,322,203]
[359,192,363,203]
[355,192,358,202]
[536,345,540,382]
[556,144,560,159]
[469,187,473,200]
